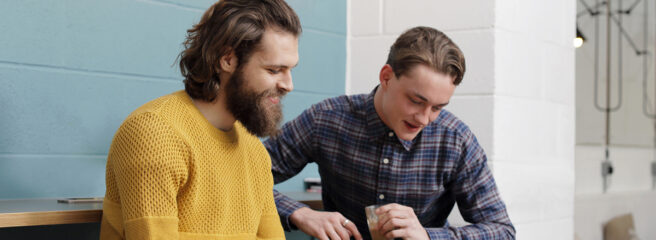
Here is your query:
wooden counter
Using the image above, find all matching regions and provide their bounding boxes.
[0,192,322,228]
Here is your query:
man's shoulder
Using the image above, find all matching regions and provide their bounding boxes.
[308,93,368,116]
[120,91,189,134]
[428,109,474,138]
[127,91,183,118]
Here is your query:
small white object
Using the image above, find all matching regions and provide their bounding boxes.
[383,158,389,164]
[388,132,394,137]
[379,194,385,200]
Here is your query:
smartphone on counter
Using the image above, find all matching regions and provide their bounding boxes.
[57,197,104,203]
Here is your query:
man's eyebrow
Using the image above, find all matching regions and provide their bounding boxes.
[413,92,449,107]
[413,93,428,102]
[264,63,299,69]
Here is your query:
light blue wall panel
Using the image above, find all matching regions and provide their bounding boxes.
[293,31,346,95]
[287,0,347,34]
[0,155,106,199]
[0,0,202,79]
[0,66,182,155]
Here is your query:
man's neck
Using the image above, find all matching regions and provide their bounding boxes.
[373,86,390,128]
[192,93,236,132]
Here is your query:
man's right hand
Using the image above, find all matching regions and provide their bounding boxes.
[289,207,363,240]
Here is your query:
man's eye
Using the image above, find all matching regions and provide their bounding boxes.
[432,107,441,112]
[268,69,280,74]
[410,99,421,104]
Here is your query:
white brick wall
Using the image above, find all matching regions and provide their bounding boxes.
[347,0,576,239]
[382,0,495,34]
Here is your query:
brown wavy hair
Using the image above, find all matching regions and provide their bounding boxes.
[179,0,301,101]
[386,26,466,85]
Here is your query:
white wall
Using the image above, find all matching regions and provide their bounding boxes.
[347,0,576,239]
[575,0,656,239]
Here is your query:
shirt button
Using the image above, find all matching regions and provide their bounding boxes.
[388,132,394,137]
[383,158,389,164]
[379,194,385,200]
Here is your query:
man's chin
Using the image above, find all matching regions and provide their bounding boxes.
[239,115,282,138]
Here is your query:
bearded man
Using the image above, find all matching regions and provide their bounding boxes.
[99,0,301,239]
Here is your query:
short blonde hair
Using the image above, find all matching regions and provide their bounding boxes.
[386,26,465,85]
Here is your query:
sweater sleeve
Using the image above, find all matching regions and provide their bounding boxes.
[109,112,189,239]
[256,155,285,240]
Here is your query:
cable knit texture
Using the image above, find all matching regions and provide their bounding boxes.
[100,90,284,240]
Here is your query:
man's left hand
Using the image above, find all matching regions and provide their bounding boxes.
[375,203,429,240]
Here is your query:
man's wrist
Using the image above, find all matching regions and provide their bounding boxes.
[289,206,312,226]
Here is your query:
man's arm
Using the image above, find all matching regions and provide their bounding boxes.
[264,106,318,230]
[426,131,515,239]
[110,113,188,239]
[264,105,362,240]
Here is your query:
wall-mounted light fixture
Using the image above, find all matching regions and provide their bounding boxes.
[574,27,586,48]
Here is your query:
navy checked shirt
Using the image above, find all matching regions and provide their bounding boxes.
[264,88,515,239]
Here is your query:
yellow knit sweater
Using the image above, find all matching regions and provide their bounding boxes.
[100,90,284,240]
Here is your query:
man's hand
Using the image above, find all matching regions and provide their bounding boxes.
[290,207,363,240]
[375,203,429,240]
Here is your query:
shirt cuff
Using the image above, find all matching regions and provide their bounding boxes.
[426,227,454,239]
[274,191,310,231]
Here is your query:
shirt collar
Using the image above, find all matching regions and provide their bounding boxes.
[364,86,416,151]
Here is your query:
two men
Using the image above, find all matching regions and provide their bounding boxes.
[101,0,514,239]
[100,0,300,239]
[266,27,516,239]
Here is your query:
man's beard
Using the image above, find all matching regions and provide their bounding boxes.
[225,68,285,137]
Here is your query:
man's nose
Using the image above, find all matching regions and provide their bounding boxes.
[414,108,431,126]
[278,72,293,93]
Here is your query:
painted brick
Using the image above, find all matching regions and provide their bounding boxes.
[293,31,346,95]
[347,36,396,94]
[447,29,495,95]
[543,43,576,104]
[494,97,569,163]
[0,155,106,199]
[287,0,347,34]
[515,218,574,240]
[349,0,382,36]
[0,0,197,78]
[382,0,494,34]
[494,162,574,224]
[0,66,181,155]
[447,95,495,157]
[494,30,544,99]
[496,0,575,48]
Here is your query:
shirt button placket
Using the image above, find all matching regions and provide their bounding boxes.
[378,132,393,203]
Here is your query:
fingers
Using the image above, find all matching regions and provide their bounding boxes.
[316,232,329,240]
[376,208,411,230]
[374,203,403,214]
[324,213,355,240]
[343,220,363,240]
[379,217,410,235]
[334,222,351,240]
[291,208,358,240]
[327,228,343,240]
[384,228,408,239]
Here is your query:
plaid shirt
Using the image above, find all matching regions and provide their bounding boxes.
[264,88,515,239]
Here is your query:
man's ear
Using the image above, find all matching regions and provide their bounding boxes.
[379,64,394,90]
[219,50,238,74]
